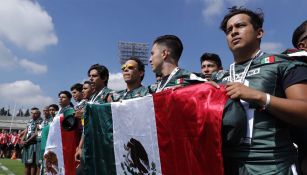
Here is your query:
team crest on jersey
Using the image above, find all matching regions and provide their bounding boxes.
[121,138,157,175]
[222,68,260,82]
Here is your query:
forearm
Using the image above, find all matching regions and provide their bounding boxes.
[251,91,307,126]
[26,133,37,143]
[78,135,84,149]
[267,96,307,126]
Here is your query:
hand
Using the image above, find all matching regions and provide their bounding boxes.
[75,147,82,162]
[225,82,266,105]
[74,109,84,119]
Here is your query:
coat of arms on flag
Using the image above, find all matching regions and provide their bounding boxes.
[84,83,228,175]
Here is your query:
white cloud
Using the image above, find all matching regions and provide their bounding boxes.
[0,41,17,69]
[0,80,54,107]
[108,72,126,91]
[201,0,250,24]
[0,42,47,74]
[19,59,47,74]
[202,0,224,24]
[0,0,58,51]
[225,0,248,6]
[261,42,284,53]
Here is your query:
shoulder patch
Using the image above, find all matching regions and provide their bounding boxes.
[260,56,277,64]
[175,78,184,85]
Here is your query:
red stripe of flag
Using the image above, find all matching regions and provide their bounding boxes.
[60,116,80,175]
[153,83,227,175]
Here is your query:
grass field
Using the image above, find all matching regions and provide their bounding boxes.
[0,159,24,175]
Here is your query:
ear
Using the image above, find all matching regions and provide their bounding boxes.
[297,42,307,50]
[102,77,108,85]
[161,49,169,60]
[140,71,144,78]
[256,28,264,39]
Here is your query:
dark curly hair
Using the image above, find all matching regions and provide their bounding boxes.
[220,6,264,33]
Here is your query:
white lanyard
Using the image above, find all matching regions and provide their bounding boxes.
[229,50,263,83]
[156,67,179,92]
[89,87,105,102]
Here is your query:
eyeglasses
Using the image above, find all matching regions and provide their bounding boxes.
[121,64,136,71]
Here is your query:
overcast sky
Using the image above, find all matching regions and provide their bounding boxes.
[0,0,306,110]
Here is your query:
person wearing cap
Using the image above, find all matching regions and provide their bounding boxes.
[20,107,43,175]
[108,57,149,102]
[281,20,307,175]
[213,6,307,174]
[292,20,307,51]
[148,34,206,93]
[200,52,223,80]
[282,20,307,59]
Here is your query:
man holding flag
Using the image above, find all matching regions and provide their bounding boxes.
[83,35,231,175]
[148,35,206,93]
[44,91,79,175]
[108,57,149,102]
[214,6,307,174]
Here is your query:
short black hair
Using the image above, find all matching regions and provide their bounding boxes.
[83,80,92,86]
[70,83,83,92]
[220,6,264,33]
[127,57,145,81]
[31,107,40,115]
[292,20,307,48]
[200,52,222,68]
[153,35,183,61]
[58,90,72,99]
[31,107,39,111]
[49,104,59,111]
[87,64,109,85]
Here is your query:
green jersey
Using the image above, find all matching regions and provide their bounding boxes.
[213,53,307,174]
[149,68,206,93]
[25,117,43,141]
[89,87,112,104]
[110,85,149,101]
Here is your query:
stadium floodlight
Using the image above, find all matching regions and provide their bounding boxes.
[118,41,149,65]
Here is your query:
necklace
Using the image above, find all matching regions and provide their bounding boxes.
[156,67,179,92]
[229,50,263,83]
[89,87,106,102]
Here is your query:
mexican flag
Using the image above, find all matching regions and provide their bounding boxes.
[261,55,276,64]
[84,83,228,175]
[44,113,80,175]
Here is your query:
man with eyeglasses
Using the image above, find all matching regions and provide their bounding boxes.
[200,52,223,80]
[108,57,149,102]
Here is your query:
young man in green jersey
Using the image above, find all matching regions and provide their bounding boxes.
[149,35,205,93]
[108,57,148,102]
[215,6,307,175]
[21,107,43,175]
[200,52,223,81]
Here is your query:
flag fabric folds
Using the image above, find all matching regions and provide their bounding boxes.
[44,114,79,175]
[84,83,228,175]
